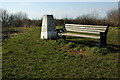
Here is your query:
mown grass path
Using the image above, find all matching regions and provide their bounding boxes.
[2,27,119,79]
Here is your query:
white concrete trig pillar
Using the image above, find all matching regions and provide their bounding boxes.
[40,15,57,39]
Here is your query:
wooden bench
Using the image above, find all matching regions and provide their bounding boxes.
[61,24,109,48]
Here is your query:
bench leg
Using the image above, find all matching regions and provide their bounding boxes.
[99,32,107,48]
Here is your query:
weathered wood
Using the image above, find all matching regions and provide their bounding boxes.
[65,25,107,30]
[66,29,100,34]
[66,28,106,32]
[65,24,108,28]
[65,26,107,30]
[62,33,100,39]
[65,25,107,32]
[65,24,107,35]
[61,24,109,48]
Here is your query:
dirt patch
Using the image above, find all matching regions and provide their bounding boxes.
[58,46,86,54]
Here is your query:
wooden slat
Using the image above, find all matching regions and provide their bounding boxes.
[66,28,105,32]
[66,27,106,32]
[65,24,107,28]
[65,24,107,34]
[65,26,107,30]
[64,24,108,38]
[66,29,100,34]
[66,25,107,28]
[62,33,100,39]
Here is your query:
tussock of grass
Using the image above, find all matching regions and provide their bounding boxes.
[65,42,76,48]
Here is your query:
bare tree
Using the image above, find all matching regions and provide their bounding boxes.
[0,8,10,27]
[107,9,119,27]
[118,2,120,27]
[14,12,28,20]
[11,12,29,27]
[75,12,99,25]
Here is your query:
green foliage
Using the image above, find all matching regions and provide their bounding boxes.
[73,46,80,51]
[88,47,109,55]
[107,27,119,45]
[89,47,99,54]
[97,48,109,55]
[57,38,67,46]
[73,45,90,51]
[65,42,76,48]
[81,46,90,51]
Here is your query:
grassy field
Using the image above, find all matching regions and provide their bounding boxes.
[2,27,119,79]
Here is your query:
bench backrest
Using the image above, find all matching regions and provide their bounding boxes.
[65,24,108,34]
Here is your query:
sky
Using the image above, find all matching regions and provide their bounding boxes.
[0,2,118,19]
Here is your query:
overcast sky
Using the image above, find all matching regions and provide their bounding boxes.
[0,2,118,19]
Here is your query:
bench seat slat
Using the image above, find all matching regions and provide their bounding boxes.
[66,28,106,32]
[65,26,107,30]
[65,24,107,28]
[66,29,100,34]
[66,29,105,32]
[66,27,106,32]
[62,33,100,39]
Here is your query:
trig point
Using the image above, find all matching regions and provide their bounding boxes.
[41,15,57,39]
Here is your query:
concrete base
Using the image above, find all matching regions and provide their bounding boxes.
[41,31,57,39]
[40,15,57,39]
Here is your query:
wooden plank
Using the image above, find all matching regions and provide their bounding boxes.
[66,29,105,33]
[66,28,106,32]
[65,24,107,28]
[66,29,100,34]
[65,24,107,33]
[62,33,100,39]
[66,25,107,28]
[65,26,107,30]
[66,27,106,32]
[66,27,106,31]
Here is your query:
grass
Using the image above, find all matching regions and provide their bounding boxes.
[2,26,119,79]
[2,27,30,40]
